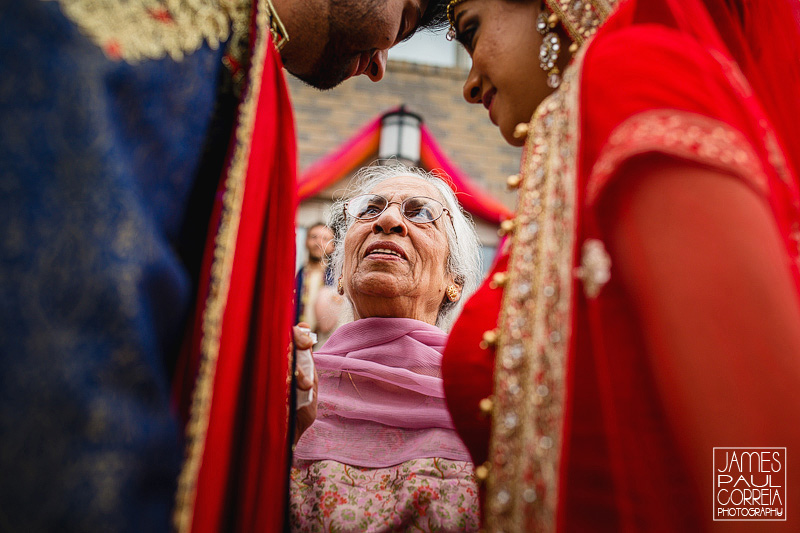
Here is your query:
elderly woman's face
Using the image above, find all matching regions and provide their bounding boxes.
[342,176,456,325]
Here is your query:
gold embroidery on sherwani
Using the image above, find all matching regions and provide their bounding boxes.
[171,1,270,531]
[43,0,250,63]
[485,48,586,533]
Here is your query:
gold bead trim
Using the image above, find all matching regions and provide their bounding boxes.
[513,122,530,139]
[485,44,587,533]
[479,396,494,416]
[489,272,509,289]
[475,462,490,482]
[479,329,499,350]
[497,219,516,237]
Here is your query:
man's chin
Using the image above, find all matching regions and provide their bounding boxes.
[290,67,350,91]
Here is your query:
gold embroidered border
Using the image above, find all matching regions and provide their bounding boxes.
[546,0,618,47]
[44,0,250,63]
[708,49,793,189]
[485,48,585,532]
[586,109,769,205]
[172,1,269,531]
[759,120,794,190]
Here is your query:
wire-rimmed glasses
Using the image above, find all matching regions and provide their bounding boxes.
[344,194,452,225]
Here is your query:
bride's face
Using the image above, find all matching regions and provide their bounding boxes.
[454,0,557,145]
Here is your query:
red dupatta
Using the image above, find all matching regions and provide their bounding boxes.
[172,0,298,531]
[639,0,800,183]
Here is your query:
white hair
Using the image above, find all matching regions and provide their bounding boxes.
[327,163,483,331]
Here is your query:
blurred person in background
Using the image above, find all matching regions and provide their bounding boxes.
[295,223,340,346]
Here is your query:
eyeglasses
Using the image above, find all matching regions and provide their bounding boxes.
[344,194,452,225]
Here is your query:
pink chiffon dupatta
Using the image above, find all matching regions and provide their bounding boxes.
[294,317,472,467]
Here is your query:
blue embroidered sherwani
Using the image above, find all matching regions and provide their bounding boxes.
[0,1,241,530]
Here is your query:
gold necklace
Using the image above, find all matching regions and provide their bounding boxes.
[265,0,289,51]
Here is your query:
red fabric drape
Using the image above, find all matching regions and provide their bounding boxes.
[295,108,513,226]
[296,116,382,200]
[682,0,800,185]
[174,17,298,533]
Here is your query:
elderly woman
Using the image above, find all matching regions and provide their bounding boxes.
[289,165,483,532]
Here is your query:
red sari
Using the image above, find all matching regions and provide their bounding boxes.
[443,0,800,530]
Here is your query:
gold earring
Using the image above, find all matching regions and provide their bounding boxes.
[337,276,344,295]
[446,285,459,302]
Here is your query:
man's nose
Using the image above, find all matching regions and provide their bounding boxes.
[365,49,388,82]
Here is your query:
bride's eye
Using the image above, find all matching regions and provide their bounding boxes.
[456,22,478,53]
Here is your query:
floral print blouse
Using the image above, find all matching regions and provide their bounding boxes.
[290,457,480,532]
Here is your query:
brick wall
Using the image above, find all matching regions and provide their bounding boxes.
[287,59,522,212]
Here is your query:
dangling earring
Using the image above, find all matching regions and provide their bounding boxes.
[537,8,562,88]
[337,276,344,295]
[446,285,460,302]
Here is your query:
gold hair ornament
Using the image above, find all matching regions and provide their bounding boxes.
[445,0,619,51]
[445,0,471,41]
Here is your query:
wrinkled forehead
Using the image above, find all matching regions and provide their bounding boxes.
[367,175,445,202]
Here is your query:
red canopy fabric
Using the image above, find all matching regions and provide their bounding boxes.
[297,108,513,225]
